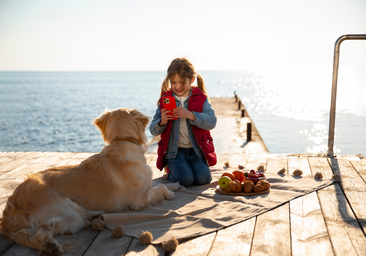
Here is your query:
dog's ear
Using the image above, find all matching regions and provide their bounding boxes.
[130,109,149,129]
[93,109,111,133]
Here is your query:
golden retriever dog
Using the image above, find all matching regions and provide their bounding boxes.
[0,108,179,255]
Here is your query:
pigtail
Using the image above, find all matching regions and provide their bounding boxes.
[196,73,210,102]
[157,77,171,106]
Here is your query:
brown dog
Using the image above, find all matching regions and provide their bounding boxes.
[0,108,179,255]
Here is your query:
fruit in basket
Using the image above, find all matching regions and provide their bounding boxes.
[221,172,236,181]
[218,176,232,190]
[246,170,266,184]
[243,180,254,193]
[232,170,245,183]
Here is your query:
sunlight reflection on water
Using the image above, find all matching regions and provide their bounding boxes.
[0,70,365,155]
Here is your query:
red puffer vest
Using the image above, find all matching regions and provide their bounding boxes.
[156,87,217,171]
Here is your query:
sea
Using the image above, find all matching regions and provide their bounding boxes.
[0,70,365,156]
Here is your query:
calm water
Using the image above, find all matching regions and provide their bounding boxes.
[0,71,365,155]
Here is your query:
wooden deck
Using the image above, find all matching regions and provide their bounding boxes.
[1,151,366,256]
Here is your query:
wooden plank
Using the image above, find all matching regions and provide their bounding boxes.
[2,242,39,256]
[329,158,366,233]
[288,157,312,177]
[83,229,133,256]
[0,235,15,255]
[125,237,165,256]
[266,157,287,174]
[169,232,216,256]
[208,217,256,256]
[244,155,267,172]
[247,156,291,256]
[0,179,22,209]
[0,152,84,180]
[250,203,291,256]
[290,192,334,256]
[1,228,99,256]
[0,152,18,166]
[289,157,333,256]
[349,158,366,183]
[223,154,249,170]
[59,228,100,256]
[0,152,50,176]
[309,157,366,256]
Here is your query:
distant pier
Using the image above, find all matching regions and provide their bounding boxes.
[210,96,269,154]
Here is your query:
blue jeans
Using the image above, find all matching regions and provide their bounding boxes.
[166,147,212,187]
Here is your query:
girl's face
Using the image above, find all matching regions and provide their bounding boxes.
[170,74,195,97]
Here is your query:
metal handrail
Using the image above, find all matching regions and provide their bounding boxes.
[327,34,366,157]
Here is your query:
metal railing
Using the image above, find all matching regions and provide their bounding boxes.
[327,34,366,157]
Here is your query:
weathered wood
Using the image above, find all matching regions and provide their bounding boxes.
[169,232,216,256]
[266,158,287,174]
[309,157,366,256]
[124,237,165,256]
[349,158,366,183]
[288,157,312,177]
[1,153,366,256]
[0,235,14,255]
[329,158,366,233]
[289,157,334,256]
[290,192,334,256]
[0,152,86,180]
[0,152,51,176]
[232,155,249,170]
[248,156,291,256]
[2,242,39,256]
[83,229,133,256]
[208,217,256,256]
[251,203,291,256]
[60,228,100,256]
[244,155,267,172]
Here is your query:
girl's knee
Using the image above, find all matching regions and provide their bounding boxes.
[179,176,195,187]
[195,175,212,186]
[167,172,194,187]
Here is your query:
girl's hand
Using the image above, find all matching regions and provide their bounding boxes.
[159,108,175,126]
[172,107,196,121]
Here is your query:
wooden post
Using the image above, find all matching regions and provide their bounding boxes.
[234,91,237,102]
[241,109,245,118]
[247,123,252,141]
[238,100,241,110]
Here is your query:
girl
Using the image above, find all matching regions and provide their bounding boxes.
[150,57,217,187]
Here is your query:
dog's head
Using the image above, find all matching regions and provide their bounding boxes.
[93,108,149,146]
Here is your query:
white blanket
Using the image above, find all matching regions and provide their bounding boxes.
[102,168,335,244]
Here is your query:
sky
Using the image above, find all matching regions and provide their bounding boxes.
[0,0,365,71]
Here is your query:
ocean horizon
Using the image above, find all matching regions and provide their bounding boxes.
[1,70,365,156]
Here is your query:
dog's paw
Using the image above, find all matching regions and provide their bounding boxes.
[164,190,175,200]
[166,182,180,191]
[40,240,64,256]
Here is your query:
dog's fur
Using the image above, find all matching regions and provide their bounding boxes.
[0,108,179,255]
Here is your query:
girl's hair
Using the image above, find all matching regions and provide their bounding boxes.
[158,57,209,104]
